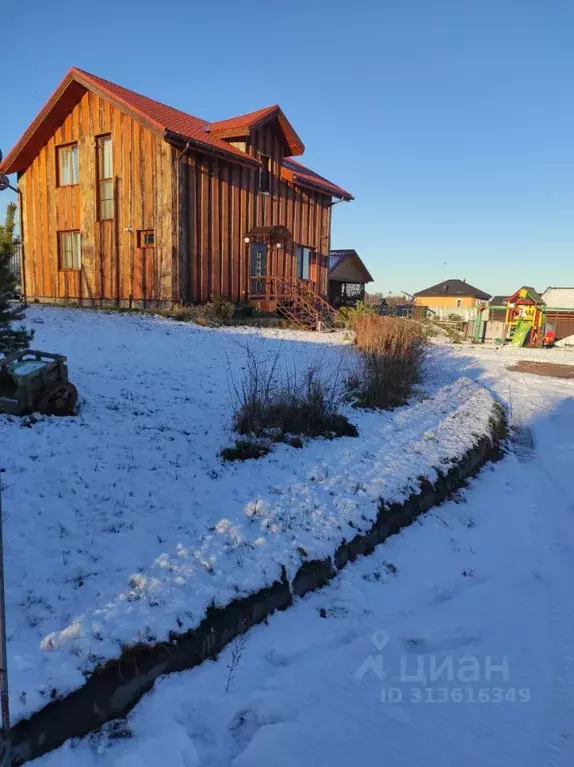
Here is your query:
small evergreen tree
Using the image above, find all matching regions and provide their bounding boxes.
[0,202,32,355]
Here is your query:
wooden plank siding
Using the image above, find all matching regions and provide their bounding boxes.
[19,95,335,308]
[177,121,333,304]
[19,90,175,307]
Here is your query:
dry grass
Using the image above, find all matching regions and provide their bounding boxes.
[223,347,357,461]
[349,315,427,409]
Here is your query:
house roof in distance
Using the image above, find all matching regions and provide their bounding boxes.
[542,287,574,309]
[489,295,509,307]
[328,249,373,282]
[414,278,491,301]
[0,68,351,200]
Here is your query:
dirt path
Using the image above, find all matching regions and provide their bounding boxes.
[508,360,574,379]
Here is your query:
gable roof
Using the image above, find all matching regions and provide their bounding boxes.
[541,287,574,309]
[507,286,545,305]
[0,70,348,200]
[0,68,259,174]
[414,278,491,301]
[489,295,509,307]
[281,158,353,201]
[209,105,305,156]
[328,249,373,282]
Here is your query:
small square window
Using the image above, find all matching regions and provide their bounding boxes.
[138,230,155,248]
[456,298,463,308]
[59,231,81,270]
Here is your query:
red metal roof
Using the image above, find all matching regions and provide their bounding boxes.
[0,68,350,200]
[209,105,305,156]
[209,105,279,134]
[281,158,353,201]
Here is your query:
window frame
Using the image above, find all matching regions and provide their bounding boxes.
[258,154,271,194]
[295,245,312,281]
[97,134,114,221]
[58,230,82,271]
[57,142,79,187]
[456,298,463,309]
[137,229,155,248]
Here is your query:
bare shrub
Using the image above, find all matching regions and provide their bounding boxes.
[229,347,357,444]
[337,300,376,329]
[225,632,248,692]
[349,316,427,409]
[210,295,235,322]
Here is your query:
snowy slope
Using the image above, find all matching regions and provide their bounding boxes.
[1,307,497,722]
[32,339,574,767]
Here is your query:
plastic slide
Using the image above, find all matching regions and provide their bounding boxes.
[511,320,531,346]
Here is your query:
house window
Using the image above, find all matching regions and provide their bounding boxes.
[59,231,81,270]
[296,245,311,281]
[138,229,155,247]
[57,144,79,186]
[259,154,270,194]
[97,135,114,220]
[456,298,463,308]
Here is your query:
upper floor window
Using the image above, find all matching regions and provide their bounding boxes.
[296,245,311,281]
[259,154,270,194]
[57,144,79,186]
[97,135,114,220]
[456,298,463,308]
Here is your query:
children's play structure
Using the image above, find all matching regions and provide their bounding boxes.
[504,287,550,348]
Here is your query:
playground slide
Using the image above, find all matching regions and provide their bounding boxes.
[511,320,531,346]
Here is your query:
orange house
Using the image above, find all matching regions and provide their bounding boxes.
[0,68,352,325]
[413,278,491,312]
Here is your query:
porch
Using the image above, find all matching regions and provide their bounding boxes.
[246,226,335,330]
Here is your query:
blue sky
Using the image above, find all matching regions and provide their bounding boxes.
[1,0,573,295]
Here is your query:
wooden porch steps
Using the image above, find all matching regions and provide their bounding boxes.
[255,276,337,330]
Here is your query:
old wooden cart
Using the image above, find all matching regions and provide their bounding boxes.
[0,350,77,416]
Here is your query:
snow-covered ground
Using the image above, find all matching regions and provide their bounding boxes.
[1,307,498,722]
[31,330,574,767]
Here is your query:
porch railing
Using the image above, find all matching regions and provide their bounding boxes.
[250,275,337,330]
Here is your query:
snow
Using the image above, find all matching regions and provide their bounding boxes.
[556,334,574,347]
[1,307,497,722]
[31,334,574,767]
[9,360,48,376]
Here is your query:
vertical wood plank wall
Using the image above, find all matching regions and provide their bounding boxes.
[19,90,175,305]
[179,121,333,304]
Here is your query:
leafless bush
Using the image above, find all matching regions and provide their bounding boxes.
[228,346,357,445]
[225,632,248,692]
[349,315,427,409]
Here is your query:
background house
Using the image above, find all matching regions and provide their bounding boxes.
[413,278,491,320]
[328,249,373,307]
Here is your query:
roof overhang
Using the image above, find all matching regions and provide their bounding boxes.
[329,251,373,283]
[164,130,260,168]
[280,164,353,201]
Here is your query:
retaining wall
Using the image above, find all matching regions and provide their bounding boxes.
[11,408,506,764]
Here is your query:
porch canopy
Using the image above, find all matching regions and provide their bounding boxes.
[246,225,292,247]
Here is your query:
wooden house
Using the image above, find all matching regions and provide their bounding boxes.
[328,249,373,307]
[0,68,353,325]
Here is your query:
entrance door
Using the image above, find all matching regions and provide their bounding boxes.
[249,242,268,297]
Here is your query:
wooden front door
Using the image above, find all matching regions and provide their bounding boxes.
[249,242,268,296]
